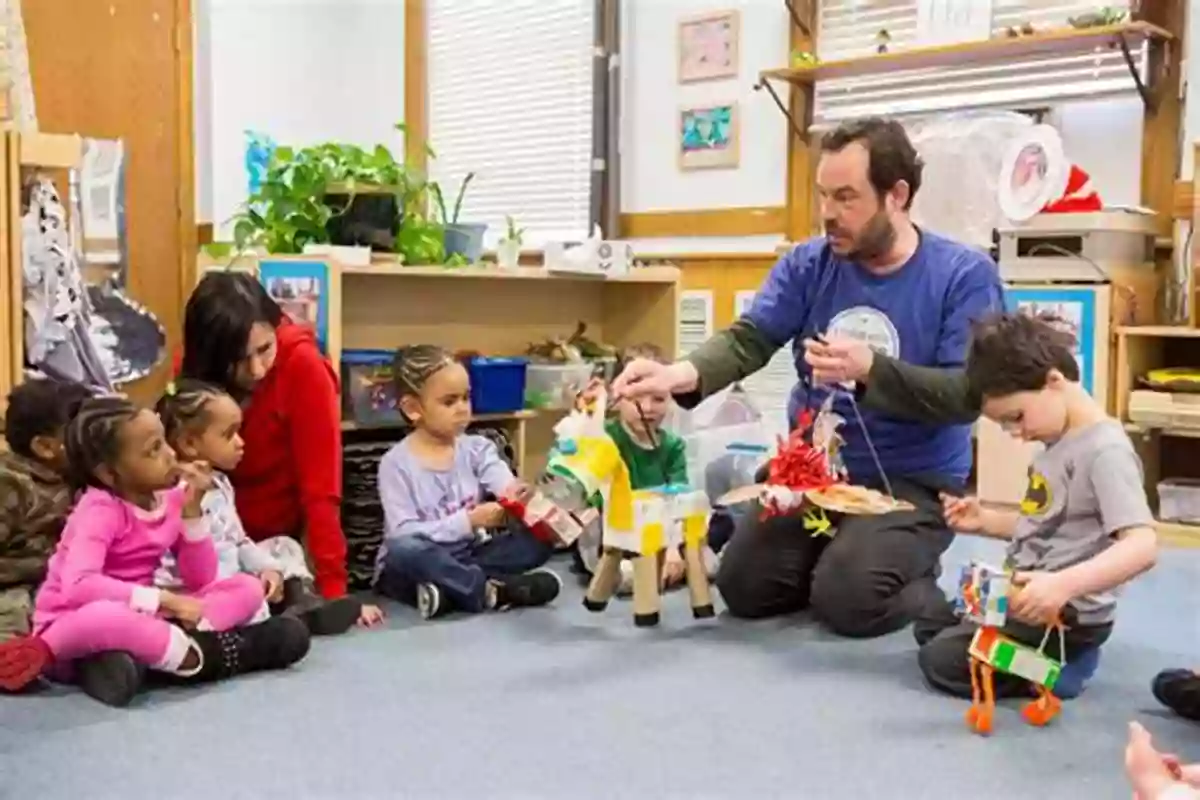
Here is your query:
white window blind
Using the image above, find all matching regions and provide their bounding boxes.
[814,1,1143,127]
[427,0,596,249]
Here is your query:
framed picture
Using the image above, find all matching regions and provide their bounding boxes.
[678,103,740,171]
[259,259,331,354]
[678,10,739,83]
[1005,286,1097,396]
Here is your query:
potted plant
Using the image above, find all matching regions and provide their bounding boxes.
[497,215,524,268]
[431,172,487,262]
[231,122,446,265]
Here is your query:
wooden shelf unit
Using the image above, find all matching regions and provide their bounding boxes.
[761,21,1171,87]
[1115,325,1200,547]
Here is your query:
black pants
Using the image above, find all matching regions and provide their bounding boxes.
[918,614,1113,699]
[715,475,956,638]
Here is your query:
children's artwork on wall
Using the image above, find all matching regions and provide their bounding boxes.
[1005,287,1095,396]
[678,103,740,171]
[259,260,330,354]
[677,10,739,83]
[245,131,276,198]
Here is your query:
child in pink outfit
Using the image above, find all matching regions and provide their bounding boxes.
[0,396,310,707]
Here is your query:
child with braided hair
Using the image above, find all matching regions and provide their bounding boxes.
[154,380,374,635]
[374,344,561,619]
[0,396,310,707]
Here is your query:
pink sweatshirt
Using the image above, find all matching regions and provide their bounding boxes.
[33,486,216,632]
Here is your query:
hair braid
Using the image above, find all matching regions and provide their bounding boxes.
[64,396,142,492]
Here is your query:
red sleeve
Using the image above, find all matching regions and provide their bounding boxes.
[283,345,348,598]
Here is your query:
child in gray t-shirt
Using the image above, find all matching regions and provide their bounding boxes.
[916,312,1158,701]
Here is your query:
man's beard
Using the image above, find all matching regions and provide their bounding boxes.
[825,210,896,262]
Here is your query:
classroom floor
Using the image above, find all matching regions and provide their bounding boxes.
[1,536,1197,800]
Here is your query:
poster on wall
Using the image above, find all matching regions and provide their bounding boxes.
[677,9,739,83]
[678,290,714,358]
[1005,286,1095,396]
[259,260,331,354]
[735,291,794,442]
[678,103,740,170]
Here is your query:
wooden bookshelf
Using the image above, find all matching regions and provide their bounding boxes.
[761,21,1171,86]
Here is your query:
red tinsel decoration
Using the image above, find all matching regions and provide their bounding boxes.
[766,410,837,492]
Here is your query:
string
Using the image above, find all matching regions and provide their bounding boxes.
[839,386,895,500]
[635,400,669,488]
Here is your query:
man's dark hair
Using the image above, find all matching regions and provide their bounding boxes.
[180,271,284,391]
[820,117,924,210]
[3,378,94,459]
[965,312,1080,398]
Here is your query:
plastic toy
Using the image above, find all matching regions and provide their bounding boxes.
[497,489,588,548]
[541,389,715,627]
[955,559,1067,735]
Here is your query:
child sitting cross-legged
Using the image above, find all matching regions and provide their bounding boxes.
[0,378,93,644]
[915,312,1158,701]
[154,380,373,635]
[373,345,562,620]
[0,396,310,707]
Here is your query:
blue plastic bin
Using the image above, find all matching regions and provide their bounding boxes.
[340,349,401,425]
[466,356,528,414]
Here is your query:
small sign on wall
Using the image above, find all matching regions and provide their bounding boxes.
[916,0,994,46]
[678,103,740,171]
[677,9,740,83]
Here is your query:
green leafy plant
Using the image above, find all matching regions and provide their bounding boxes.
[430,172,476,226]
[501,215,525,246]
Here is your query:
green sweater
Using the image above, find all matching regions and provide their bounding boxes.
[680,316,981,425]
[605,419,688,490]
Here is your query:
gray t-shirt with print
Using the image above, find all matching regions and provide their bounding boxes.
[1006,419,1154,626]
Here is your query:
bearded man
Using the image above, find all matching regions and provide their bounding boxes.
[612,117,1004,637]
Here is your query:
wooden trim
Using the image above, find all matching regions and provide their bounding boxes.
[1138,1,1184,238]
[196,222,214,246]
[619,206,786,238]
[403,0,428,172]
[19,132,83,168]
[1173,177,1194,220]
[634,251,779,263]
[176,0,198,305]
[784,1,816,240]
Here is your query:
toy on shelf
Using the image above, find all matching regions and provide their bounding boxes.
[956,560,1067,735]
[540,389,714,626]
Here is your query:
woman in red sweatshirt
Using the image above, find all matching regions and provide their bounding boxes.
[179,272,382,627]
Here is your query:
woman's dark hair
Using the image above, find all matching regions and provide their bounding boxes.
[820,117,924,210]
[3,378,94,459]
[64,396,143,492]
[155,379,228,447]
[393,344,456,398]
[181,271,284,390]
[965,312,1080,399]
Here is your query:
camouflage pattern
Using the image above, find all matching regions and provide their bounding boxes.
[0,451,72,638]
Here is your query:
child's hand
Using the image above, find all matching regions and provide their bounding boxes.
[501,480,534,504]
[662,547,686,588]
[1126,721,1200,799]
[180,461,215,518]
[159,590,205,628]
[357,603,385,628]
[260,569,284,603]
[1009,570,1074,626]
[468,502,507,529]
[940,492,984,532]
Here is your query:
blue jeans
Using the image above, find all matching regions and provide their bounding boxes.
[377,531,554,613]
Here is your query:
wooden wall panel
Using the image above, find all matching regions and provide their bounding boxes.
[23,0,193,403]
[640,253,778,328]
[620,207,786,238]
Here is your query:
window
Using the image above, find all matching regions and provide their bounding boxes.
[813,1,1143,127]
[427,0,596,249]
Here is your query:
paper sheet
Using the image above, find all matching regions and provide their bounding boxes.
[678,290,714,359]
[734,290,795,442]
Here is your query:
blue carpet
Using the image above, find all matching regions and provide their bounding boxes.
[1,537,1197,800]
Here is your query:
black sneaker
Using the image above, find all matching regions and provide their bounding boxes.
[416,583,448,620]
[492,570,562,610]
[1152,668,1200,721]
[75,651,144,708]
[186,616,312,683]
[274,577,362,636]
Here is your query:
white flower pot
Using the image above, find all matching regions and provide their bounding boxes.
[497,239,521,269]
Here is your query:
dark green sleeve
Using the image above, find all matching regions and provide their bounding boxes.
[859,355,981,425]
[675,317,780,410]
[663,434,689,486]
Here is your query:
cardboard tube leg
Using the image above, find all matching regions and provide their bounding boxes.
[631,554,661,627]
[684,541,715,619]
[584,549,623,611]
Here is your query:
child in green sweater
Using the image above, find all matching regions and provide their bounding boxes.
[574,344,715,591]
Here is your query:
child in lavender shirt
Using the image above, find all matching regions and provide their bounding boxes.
[373,345,562,620]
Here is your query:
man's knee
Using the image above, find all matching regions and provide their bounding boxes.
[810,548,893,638]
[715,557,774,619]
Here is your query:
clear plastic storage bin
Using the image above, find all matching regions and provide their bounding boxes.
[1158,478,1200,524]
[524,363,596,409]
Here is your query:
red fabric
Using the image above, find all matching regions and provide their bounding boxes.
[229,320,348,599]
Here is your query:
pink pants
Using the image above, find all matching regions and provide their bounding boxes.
[38,573,264,671]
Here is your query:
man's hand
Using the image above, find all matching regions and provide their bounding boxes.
[804,337,874,385]
[611,359,698,402]
[1009,571,1074,626]
[159,591,205,628]
[468,502,507,529]
[260,569,284,603]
